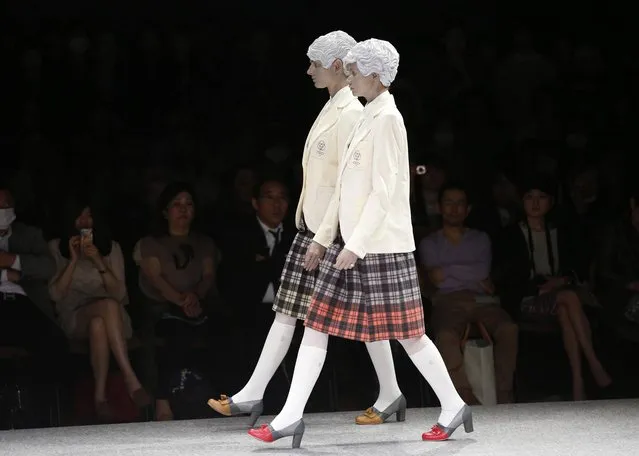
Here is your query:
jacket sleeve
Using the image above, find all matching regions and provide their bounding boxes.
[17,226,56,281]
[313,105,363,248]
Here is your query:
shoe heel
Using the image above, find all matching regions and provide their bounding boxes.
[463,415,473,433]
[248,403,263,428]
[396,408,406,422]
[292,431,304,449]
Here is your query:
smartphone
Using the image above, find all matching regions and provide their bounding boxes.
[80,228,93,245]
[416,165,427,175]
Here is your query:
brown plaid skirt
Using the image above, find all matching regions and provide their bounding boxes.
[272,227,318,320]
[305,239,425,342]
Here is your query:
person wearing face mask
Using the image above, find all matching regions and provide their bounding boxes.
[209,30,407,429]
[0,182,67,385]
[248,39,470,449]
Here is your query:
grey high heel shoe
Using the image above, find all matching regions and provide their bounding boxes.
[248,419,306,449]
[207,395,264,427]
[355,395,407,424]
[422,404,473,441]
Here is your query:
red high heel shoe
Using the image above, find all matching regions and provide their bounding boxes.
[248,420,305,448]
[422,405,473,441]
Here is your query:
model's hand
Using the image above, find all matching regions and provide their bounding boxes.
[335,248,359,271]
[303,242,326,271]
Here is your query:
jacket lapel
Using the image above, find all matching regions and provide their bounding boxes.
[339,117,372,175]
[251,218,269,256]
[339,91,395,178]
[302,87,356,169]
[301,101,330,167]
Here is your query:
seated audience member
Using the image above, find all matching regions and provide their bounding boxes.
[48,199,150,422]
[496,177,611,401]
[214,177,296,411]
[466,171,522,241]
[216,178,295,347]
[596,189,639,324]
[420,183,518,404]
[0,182,66,369]
[135,182,217,421]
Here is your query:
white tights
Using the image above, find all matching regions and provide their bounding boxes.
[270,330,464,430]
[269,328,327,430]
[232,312,297,403]
[399,335,465,424]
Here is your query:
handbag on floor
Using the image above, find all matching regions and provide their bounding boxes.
[169,367,216,420]
[461,322,497,406]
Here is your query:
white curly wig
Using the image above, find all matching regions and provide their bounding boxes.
[307,30,357,69]
[344,38,400,87]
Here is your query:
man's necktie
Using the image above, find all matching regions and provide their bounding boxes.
[268,229,281,254]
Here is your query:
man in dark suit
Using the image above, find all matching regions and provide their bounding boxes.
[216,178,295,393]
[0,182,68,424]
[0,183,64,350]
[218,178,295,325]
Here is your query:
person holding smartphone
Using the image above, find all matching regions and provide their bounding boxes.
[49,200,150,422]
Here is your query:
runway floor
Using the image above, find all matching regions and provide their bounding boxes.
[1,399,637,456]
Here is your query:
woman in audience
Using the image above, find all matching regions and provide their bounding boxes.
[135,182,217,421]
[596,188,639,324]
[497,177,612,401]
[49,199,150,422]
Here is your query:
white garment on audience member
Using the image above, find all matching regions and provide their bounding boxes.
[0,227,26,295]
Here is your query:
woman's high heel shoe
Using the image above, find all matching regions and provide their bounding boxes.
[207,395,264,427]
[422,404,473,441]
[248,420,305,449]
[355,395,407,425]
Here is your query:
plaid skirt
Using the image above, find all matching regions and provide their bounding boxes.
[521,285,600,316]
[272,227,318,320]
[305,239,425,342]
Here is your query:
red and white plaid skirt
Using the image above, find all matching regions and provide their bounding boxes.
[305,238,425,342]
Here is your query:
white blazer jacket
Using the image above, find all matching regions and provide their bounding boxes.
[294,86,363,233]
[313,91,415,259]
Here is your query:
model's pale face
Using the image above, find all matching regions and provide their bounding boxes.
[307,60,334,89]
[346,63,377,98]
